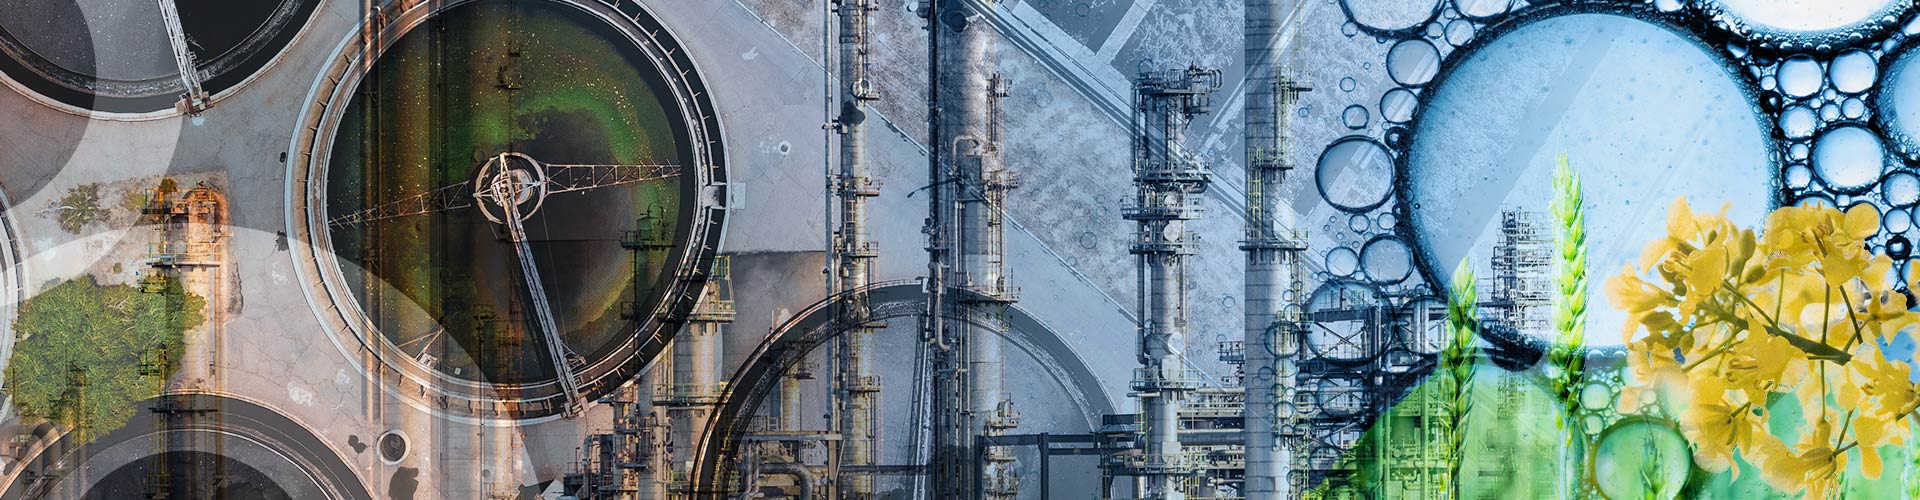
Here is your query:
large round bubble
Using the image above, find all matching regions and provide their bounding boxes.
[1812,125,1889,192]
[1879,44,1920,156]
[1360,236,1413,283]
[1341,0,1440,32]
[1453,0,1509,19]
[1387,39,1440,86]
[1710,0,1900,33]
[1406,14,1770,346]
[1830,49,1878,94]
[1777,55,1824,98]
[1591,420,1691,500]
[1317,137,1395,212]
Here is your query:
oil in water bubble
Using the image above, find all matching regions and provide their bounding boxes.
[1813,125,1888,192]
[1777,54,1824,98]
[1830,49,1878,93]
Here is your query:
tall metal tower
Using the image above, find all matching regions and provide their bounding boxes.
[1490,209,1552,334]
[664,258,734,480]
[831,0,884,498]
[922,0,1019,496]
[1125,66,1222,500]
[1242,1,1312,495]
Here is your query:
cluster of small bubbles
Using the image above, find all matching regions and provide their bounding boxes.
[1319,0,1920,301]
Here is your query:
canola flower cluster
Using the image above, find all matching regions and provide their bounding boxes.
[1611,200,1920,499]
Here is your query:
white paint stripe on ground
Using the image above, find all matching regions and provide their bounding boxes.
[1096,0,1158,61]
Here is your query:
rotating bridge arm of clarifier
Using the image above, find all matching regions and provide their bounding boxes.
[326,182,477,228]
[325,164,681,229]
[539,163,682,194]
[329,154,682,417]
[155,0,207,112]
[499,195,586,416]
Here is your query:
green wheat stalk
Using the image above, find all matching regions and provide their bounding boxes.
[1906,420,1920,500]
[1551,156,1589,498]
[1640,427,1663,500]
[1549,154,1588,435]
[1444,260,1481,500]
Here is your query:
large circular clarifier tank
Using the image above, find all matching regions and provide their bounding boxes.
[295,0,726,420]
[0,0,321,114]
[0,395,370,500]
[1404,14,1771,347]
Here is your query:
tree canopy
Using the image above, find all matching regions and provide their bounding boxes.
[5,275,203,441]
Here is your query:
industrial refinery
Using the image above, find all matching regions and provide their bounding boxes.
[8,0,1920,499]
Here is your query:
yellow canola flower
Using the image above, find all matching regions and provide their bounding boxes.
[1615,200,1920,499]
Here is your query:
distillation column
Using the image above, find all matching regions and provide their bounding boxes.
[832,1,883,498]
[665,258,734,493]
[1241,1,1311,497]
[1126,67,1222,500]
[639,379,668,500]
[923,0,1019,497]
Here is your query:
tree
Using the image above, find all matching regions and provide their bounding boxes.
[50,183,107,234]
[4,275,203,441]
